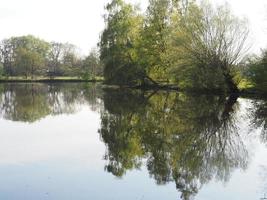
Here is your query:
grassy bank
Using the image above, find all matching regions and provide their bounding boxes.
[0,76,104,83]
[237,79,267,97]
[102,78,267,98]
[2,76,267,98]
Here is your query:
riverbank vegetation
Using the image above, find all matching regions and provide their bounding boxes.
[241,50,267,93]
[0,0,267,95]
[0,35,103,80]
[99,0,267,94]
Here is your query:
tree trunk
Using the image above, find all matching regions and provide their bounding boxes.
[222,93,238,120]
[223,72,239,94]
[220,64,239,94]
[145,75,159,86]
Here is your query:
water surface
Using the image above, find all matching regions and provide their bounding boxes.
[0,83,266,200]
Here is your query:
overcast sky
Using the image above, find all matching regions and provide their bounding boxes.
[0,0,266,55]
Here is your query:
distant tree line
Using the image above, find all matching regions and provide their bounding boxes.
[99,0,259,93]
[0,35,103,79]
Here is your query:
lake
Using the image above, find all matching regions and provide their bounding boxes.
[0,83,266,200]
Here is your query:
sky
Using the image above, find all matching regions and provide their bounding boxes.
[0,0,266,55]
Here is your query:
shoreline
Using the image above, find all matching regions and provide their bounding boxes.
[1,79,266,98]
[0,77,103,83]
[101,84,267,98]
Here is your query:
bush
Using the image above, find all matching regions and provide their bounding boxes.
[246,51,267,91]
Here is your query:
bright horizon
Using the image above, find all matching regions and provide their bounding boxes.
[0,0,266,55]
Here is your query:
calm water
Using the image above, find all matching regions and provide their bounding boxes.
[0,83,266,200]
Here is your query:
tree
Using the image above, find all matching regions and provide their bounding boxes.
[0,35,50,77]
[173,1,249,93]
[99,0,144,85]
[0,39,14,76]
[47,42,64,77]
[82,48,103,80]
[139,0,173,83]
[0,36,84,78]
[47,42,82,77]
[61,43,81,76]
[246,49,267,91]
[15,47,45,78]
[0,62,4,77]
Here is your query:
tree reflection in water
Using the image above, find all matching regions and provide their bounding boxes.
[0,83,102,122]
[99,89,249,200]
[249,98,267,143]
[0,83,265,199]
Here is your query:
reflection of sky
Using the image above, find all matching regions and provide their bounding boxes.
[0,164,178,200]
[0,106,103,166]
[196,98,267,200]
[197,143,267,200]
[0,100,267,199]
[0,105,179,200]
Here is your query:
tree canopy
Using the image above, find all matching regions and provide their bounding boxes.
[99,0,250,93]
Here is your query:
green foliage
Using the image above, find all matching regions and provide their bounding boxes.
[0,63,4,77]
[139,0,173,81]
[245,50,267,91]
[99,0,145,85]
[0,36,101,79]
[82,49,103,79]
[99,0,249,92]
[15,47,45,78]
[0,35,50,77]
[171,1,249,92]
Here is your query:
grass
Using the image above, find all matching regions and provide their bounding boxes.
[238,79,255,90]
[0,76,104,82]
[237,78,267,97]
[1,76,267,97]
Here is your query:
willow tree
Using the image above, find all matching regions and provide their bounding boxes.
[174,1,249,93]
[99,0,144,85]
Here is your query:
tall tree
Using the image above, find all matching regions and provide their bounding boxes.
[99,0,144,85]
[48,42,64,77]
[140,0,172,82]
